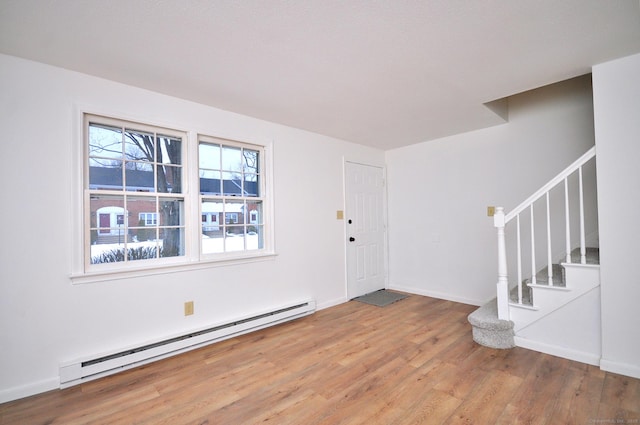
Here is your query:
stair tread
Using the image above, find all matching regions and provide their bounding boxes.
[570,247,600,264]
[510,247,599,306]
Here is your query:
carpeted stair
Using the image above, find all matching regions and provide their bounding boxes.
[467,298,515,349]
[510,247,599,306]
[468,247,599,348]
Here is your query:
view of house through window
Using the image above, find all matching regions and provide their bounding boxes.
[84,114,267,270]
[199,136,264,254]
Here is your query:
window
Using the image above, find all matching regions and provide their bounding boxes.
[82,114,270,274]
[199,135,264,255]
[139,213,158,226]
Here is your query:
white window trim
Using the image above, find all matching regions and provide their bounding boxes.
[70,107,276,284]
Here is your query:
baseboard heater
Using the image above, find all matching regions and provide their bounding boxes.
[59,300,316,388]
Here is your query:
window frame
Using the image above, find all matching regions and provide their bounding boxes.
[71,110,275,284]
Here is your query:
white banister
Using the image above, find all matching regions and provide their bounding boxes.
[494,207,509,320]
[504,146,596,223]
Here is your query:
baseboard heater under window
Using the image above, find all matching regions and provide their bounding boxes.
[59,300,316,388]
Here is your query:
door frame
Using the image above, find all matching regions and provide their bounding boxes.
[343,158,389,300]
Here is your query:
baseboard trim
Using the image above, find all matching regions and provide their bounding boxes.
[317,296,347,311]
[600,358,640,380]
[514,336,601,366]
[0,377,59,404]
[387,284,485,306]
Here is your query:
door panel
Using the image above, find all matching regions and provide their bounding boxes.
[346,162,385,299]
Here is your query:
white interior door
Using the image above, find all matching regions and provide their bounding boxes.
[345,162,386,299]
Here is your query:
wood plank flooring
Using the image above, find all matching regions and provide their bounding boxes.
[1,294,639,424]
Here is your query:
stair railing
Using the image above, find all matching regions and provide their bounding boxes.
[494,146,596,320]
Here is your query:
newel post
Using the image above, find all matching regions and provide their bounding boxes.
[494,207,509,320]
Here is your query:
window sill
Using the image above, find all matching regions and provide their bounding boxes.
[70,251,278,285]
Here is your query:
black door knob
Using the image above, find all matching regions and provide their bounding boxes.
[349,237,355,242]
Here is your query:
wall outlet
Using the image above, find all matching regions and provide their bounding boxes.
[184,301,194,316]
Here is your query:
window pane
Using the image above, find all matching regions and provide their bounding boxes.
[125,162,154,192]
[201,201,221,227]
[159,227,185,258]
[243,149,259,174]
[199,143,220,170]
[157,135,182,165]
[247,200,263,225]
[202,232,224,254]
[158,164,182,193]
[128,197,157,242]
[225,227,245,252]
[247,225,264,250]
[89,195,127,264]
[124,129,154,162]
[200,170,221,195]
[244,173,260,197]
[89,163,123,190]
[201,200,224,254]
[224,200,244,224]
[222,171,242,196]
[89,123,123,161]
[222,146,242,172]
[158,198,184,227]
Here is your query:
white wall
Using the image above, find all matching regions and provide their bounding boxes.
[385,75,596,305]
[593,53,640,379]
[0,54,384,402]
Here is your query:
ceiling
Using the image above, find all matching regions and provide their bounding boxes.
[1,1,640,150]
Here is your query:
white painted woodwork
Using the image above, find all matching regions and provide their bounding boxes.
[530,205,537,285]
[345,162,386,300]
[564,177,572,263]
[494,207,509,320]
[495,147,596,316]
[579,166,587,264]
[510,265,600,332]
[516,214,523,304]
[546,192,553,284]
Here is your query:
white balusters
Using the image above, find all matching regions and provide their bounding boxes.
[564,177,571,263]
[546,192,553,284]
[516,214,523,304]
[530,204,536,285]
[579,166,586,264]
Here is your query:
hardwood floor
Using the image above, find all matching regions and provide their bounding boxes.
[1,294,639,424]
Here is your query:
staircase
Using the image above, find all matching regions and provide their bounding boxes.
[469,147,601,364]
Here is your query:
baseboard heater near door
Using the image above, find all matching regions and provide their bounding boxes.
[59,300,316,388]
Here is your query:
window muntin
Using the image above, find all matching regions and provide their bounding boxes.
[199,137,265,255]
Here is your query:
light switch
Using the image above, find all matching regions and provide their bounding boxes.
[487,206,496,217]
[336,210,344,220]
